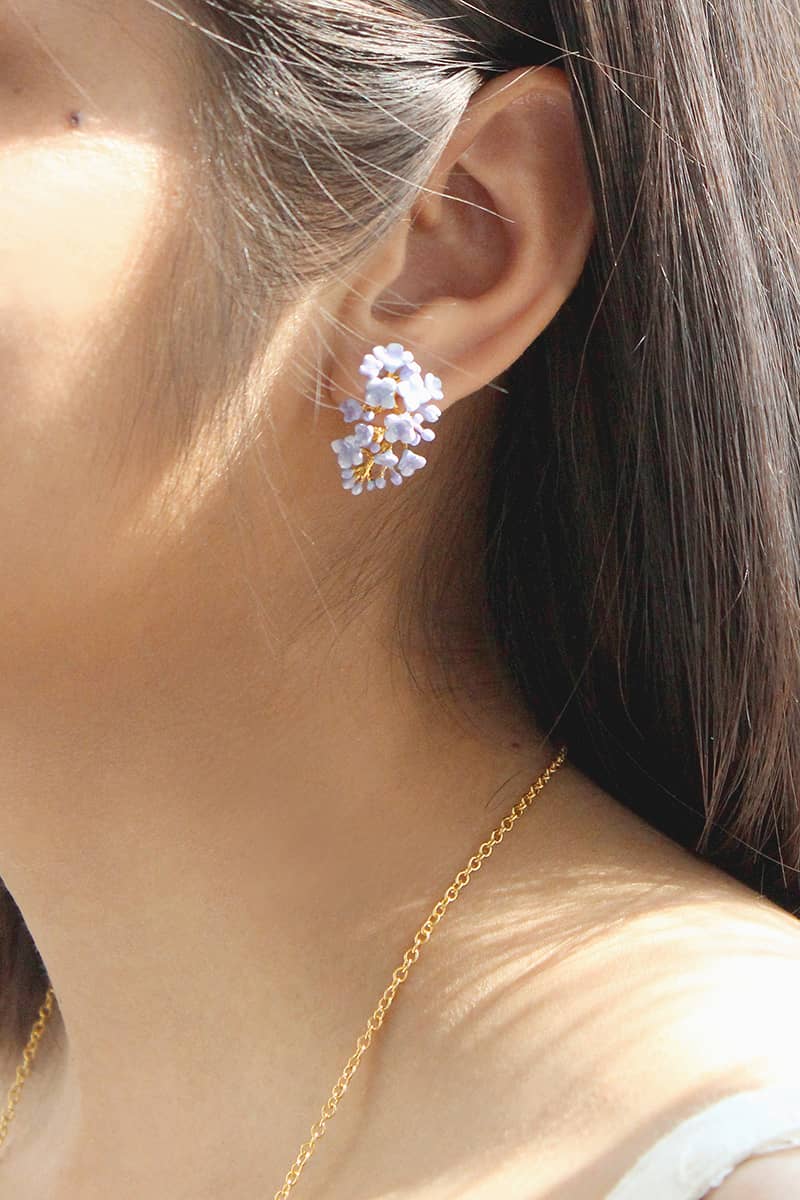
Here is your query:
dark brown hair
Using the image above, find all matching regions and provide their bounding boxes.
[2,0,799,1042]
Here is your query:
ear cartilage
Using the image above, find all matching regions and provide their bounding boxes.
[330,344,443,495]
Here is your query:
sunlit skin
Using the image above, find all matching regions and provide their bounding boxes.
[0,4,799,1199]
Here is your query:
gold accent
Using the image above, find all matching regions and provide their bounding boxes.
[0,745,568,1196]
[272,744,568,1198]
[355,373,403,485]
[0,984,56,1153]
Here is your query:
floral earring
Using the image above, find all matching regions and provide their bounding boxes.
[330,344,444,495]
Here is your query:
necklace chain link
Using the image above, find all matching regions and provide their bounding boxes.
[0,744,568,1196]
[0,984,56,1152]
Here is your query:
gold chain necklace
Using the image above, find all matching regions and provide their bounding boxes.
[0,745,568,1195]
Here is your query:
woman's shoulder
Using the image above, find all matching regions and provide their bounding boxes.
[447,766,800,1199]
[707,1146,800,1198]
[597,883,800,1200]
[346,766,800,1200]
[498,774,800,1198]
[605,1085,800,1200]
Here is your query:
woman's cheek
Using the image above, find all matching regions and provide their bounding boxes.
[0,136,176,378]
[0,130,190,596]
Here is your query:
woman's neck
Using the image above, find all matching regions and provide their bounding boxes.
[0,438,558,1192]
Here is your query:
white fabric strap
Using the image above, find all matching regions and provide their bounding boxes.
[605,1084,800,1200]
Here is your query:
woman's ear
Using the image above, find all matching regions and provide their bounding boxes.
[326,64,596,410]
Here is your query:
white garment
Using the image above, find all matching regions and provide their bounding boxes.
[605,1084,800,1199]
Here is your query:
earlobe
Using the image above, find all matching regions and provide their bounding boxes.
[330,64,596,409]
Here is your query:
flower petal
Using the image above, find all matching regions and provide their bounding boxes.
[384,413,416,444]
[365,377,398,409]
[424,372,444,401]
[339,397,363,422]
[397,373,429,413]
[376,342,412,370]
[397,448,427,476]
[359,353,383,378]
[352,423,375,447]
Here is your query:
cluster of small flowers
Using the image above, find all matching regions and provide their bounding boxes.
[330,343,443,495]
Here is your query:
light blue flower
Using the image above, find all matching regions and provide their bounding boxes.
[397,371,430,413]
[412,407,439,437]
[331,435,364,469]
[352,423,375,448]
[359,353,383,379]
[338,345,440,493]
[424,373,444,401]
[342,472,366,494]
[374,343,414,372]
[365,377,398,410]
[411,413,437,443]
[373,447,399,469]
[397,448,427,477]
[383,413,417,444]
[419,402,441,424]
[339,397,363,422]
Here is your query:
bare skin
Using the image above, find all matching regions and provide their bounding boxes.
[6,766,800,1200]
[1,3,799,1199]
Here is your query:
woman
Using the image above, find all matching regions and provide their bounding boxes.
[0,0,799,1196]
